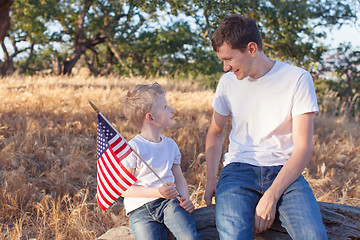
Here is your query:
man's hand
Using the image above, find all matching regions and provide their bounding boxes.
[179,197,195,213]
[158,182,178,199]
[254,190,278,234]
[204,178,217,206]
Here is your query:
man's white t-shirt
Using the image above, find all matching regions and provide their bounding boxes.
[122,134,181,214]
[212,61,319,167]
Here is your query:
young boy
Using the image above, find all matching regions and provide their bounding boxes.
[121,82,202,240]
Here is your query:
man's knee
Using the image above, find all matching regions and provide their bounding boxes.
[290,222,328,240]
[306,224,328,240]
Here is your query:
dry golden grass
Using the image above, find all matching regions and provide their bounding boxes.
[0,74,359,239]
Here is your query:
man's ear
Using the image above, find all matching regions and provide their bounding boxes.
[247,42,257,56]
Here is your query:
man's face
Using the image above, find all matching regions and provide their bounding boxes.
[216,43,252,80]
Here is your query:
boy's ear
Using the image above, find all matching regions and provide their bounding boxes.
[145,113,154,123]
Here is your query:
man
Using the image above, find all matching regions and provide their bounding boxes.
[204,14,327,240]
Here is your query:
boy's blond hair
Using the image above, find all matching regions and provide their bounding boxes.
[122,82,165,130]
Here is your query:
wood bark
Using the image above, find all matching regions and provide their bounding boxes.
[97,202,360,240]
[0,0,13,41]
[62,0,127,75]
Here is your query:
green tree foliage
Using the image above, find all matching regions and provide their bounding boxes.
[109,20,221,76]
[0,0,358,79]
[334,44,360,96]
[190,0,355,68]
[324,43,360,97]
[0,0,58,75]
[314,42,360,121]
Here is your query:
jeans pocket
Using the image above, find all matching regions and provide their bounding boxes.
[146,198,168,222]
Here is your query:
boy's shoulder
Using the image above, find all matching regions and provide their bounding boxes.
[129,135,177,147]
[128,134,143,148]
[160,135,174,141]
[161,135,179,146]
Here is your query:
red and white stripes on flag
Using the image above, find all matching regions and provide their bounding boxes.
[96,114,137,211]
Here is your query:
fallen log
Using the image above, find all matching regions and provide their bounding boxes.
[97,202,360,240]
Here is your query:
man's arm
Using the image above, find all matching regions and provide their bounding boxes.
[254,112,315,234]
[204,111,229,206]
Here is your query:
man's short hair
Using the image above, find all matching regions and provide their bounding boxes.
[122,82,165,130]
[211,14,263,52]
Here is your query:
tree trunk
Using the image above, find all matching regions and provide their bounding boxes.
[63,52,82,75]
[96,202,360,240]
[0,39,14,76]
[62,36,107,75]
[107,40,123,65]
[62,0,92,76]
[19,42,34,74]
[0,0,13,41]
[52,56,62,75]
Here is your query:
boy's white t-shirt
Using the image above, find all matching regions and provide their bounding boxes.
[212,61,319,167]
[121,134,181,214]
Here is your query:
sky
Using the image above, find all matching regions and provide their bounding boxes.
[322,23,360,49]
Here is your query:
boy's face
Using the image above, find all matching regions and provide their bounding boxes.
[150,94,174,129]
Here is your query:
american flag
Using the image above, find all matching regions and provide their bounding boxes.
[96,114,137,211]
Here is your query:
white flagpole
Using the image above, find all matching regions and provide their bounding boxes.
[90,101,182,200]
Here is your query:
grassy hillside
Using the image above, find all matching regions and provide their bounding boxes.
[0,75,359,239]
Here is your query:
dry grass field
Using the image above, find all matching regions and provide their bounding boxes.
[0,74,359,239]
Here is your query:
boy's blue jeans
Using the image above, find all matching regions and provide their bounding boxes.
[129,198,202,240]
[215,162,328,240]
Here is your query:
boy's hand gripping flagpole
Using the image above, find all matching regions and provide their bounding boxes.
[89,101,167,186]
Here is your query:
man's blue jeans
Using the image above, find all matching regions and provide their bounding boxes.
[129,198,202,240]
[215,162,328,240]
